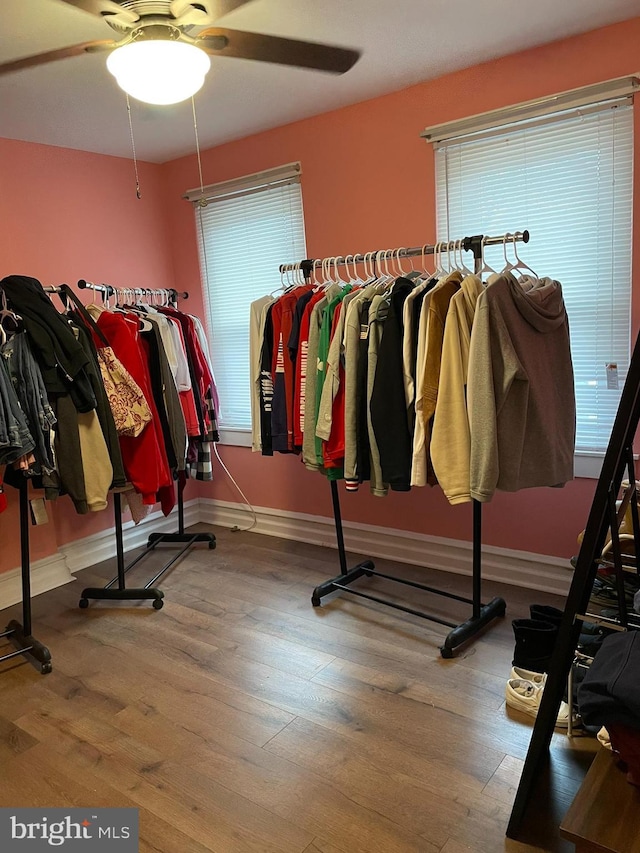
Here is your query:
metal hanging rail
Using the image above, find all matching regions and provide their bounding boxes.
[77,279,189,303]
[279,229,530,656]
[279,230,529,273]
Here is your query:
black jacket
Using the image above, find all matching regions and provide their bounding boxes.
[370,278,414,491]
[0,275,96,412]
[578,631,640,730]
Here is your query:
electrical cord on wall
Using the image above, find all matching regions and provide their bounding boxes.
[213,442,257,533]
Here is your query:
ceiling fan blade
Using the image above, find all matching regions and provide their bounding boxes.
[197,27,361,74]
[0,41,116,77]
[54,0,139,25]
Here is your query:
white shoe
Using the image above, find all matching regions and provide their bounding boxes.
[510,666,547,685]
[505,678,570,728]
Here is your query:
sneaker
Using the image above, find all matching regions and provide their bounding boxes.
[505,678,570,728]
[510,666,547,685]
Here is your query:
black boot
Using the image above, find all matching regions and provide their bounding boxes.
[530,604,564,628]
[512,618,559,673]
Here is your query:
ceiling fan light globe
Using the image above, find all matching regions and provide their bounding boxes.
[106,41,211,106]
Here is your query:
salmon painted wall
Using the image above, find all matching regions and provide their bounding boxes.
[162,16,640,561]
[0,138,177,573]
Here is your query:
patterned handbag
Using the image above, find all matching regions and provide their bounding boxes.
[60,284,152,438]
[96,346,152,437]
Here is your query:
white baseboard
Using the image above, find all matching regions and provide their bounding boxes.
[199,498,572,597]
[0,495,572,611]
[61,499,200,573]
[0,553,74,610]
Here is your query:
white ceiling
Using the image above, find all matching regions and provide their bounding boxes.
[1,0,638,163]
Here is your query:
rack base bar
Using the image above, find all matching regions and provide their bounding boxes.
[440,597,507,658]
[147,531,217,549]
[143,533,215,588]
[79,587,164,609]
[311,560,506,658]
[365,568,477,606]
[311,561,375,606]
[1,619,52,674]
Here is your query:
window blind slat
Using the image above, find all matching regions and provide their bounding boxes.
[436,103,633,454]
[196,176,306,430]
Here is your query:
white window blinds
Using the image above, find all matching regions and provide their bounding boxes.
[435,100,633,457]
[194,164,306,433]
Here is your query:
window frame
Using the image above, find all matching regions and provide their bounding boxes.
[428,90,635,479]
[189,162,307,444]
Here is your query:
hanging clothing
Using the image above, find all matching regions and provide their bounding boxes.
[302,286,340,470]
[370,277,414,491]
[86,306,173,509]
[1,331,56,476]
[431,274,483,505]
[250,295,275,452]
[259,303,275,457]
[467,273,575,501]
[0,276,96,412]
[294,290,325,451]
[0,354,35,466]
[253,241,576,512]
[366,294,390,498]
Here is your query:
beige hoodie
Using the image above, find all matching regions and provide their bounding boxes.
[431,274,483,505]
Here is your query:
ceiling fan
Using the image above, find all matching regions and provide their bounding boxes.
[0,0,361,104]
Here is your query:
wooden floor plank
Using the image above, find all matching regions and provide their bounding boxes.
[0,523,593,852]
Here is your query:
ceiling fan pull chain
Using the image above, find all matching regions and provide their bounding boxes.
[191,94,205,197]
[126,93,142,200]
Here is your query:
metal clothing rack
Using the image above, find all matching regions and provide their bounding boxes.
[47,280,215,610]
[508,327,640,841]
[0,478,52,674]
[280,231,530,657]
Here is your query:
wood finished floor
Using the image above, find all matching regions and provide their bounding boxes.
[0,524,597,853]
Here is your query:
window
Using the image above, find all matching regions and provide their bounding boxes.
[432,95,633,476]
[189,163,307,443]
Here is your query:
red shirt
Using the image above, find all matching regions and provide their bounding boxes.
[91,310,173,507]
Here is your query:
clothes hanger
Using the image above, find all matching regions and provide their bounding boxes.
[456,238,473,276]
[510,232,539,280]
[394,248,407,278]
[319,256,331,290]
[342,254,355,286]
[476,235,498,283]
[373,250,391,291]
[363,251,375,282]
[432,241,443,278]
[333,256,348,287]
[500,233,517,274]
[450,239,460,272]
